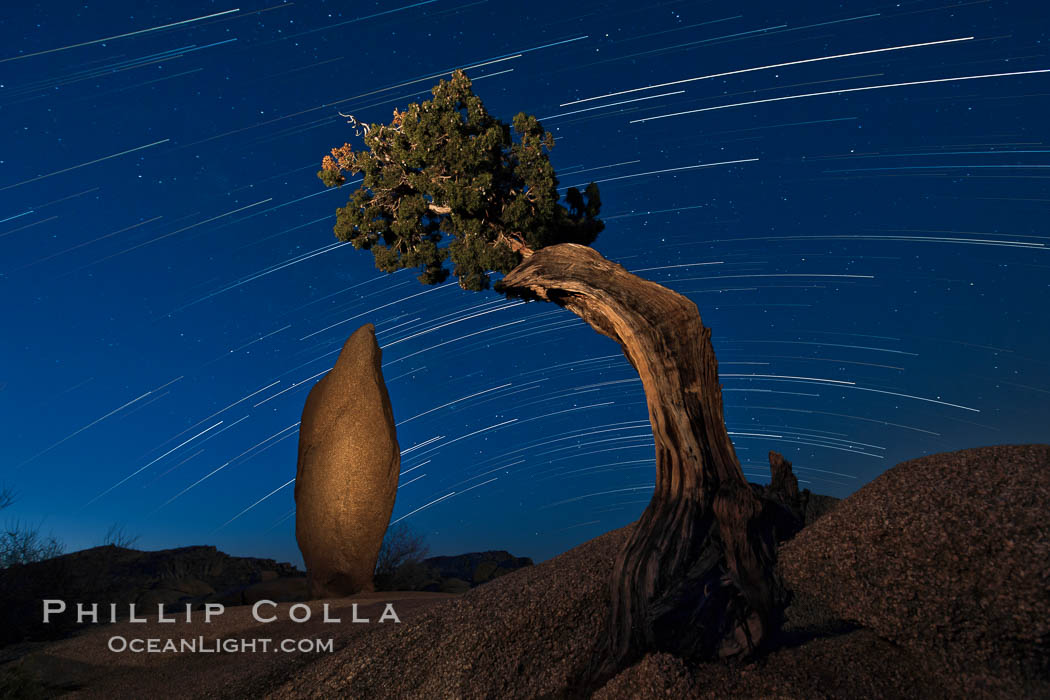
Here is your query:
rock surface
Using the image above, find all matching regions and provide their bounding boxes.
[295,323,400,598]
[779,444,1050,687]
[271,525,628,700]
[266,484,1033,700]
[0,544,303,646]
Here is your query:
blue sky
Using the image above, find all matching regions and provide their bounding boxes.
[2,0,1048,566]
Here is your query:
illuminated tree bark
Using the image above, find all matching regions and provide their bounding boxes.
[499,243,786,691]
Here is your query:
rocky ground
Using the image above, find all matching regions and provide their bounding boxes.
[2,444,1047,699]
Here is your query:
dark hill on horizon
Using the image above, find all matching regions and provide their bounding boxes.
[418,550,535,593]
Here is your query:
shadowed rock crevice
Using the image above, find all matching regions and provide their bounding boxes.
[295,324,400,598]
[749,451,839,547]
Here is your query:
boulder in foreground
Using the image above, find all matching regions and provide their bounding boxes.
[778,444,1050,686]
[272,526,629,699]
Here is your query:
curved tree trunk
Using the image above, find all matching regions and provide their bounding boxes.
[498,243,785,692]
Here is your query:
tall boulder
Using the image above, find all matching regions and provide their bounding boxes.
[295,323,400,598]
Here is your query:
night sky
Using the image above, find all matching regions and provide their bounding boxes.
[2,0,1048,568]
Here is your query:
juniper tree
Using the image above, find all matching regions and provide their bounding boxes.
[318,70,603,290]
[317,70,788,693]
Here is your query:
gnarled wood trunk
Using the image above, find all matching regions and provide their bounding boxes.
[498,243,785,691]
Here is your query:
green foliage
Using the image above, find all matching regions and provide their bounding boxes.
[318,70,604,290]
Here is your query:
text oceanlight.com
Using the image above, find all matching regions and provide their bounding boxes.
[107,637,335,653]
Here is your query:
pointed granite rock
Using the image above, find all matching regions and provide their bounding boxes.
[295,323,400,598]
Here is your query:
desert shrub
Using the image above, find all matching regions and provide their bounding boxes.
[0,488,64,569]
[0,520,64,569]
[102,523,140,548]
[374,523,436,591]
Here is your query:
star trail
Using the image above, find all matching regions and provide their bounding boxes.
[1,0,1047,566]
